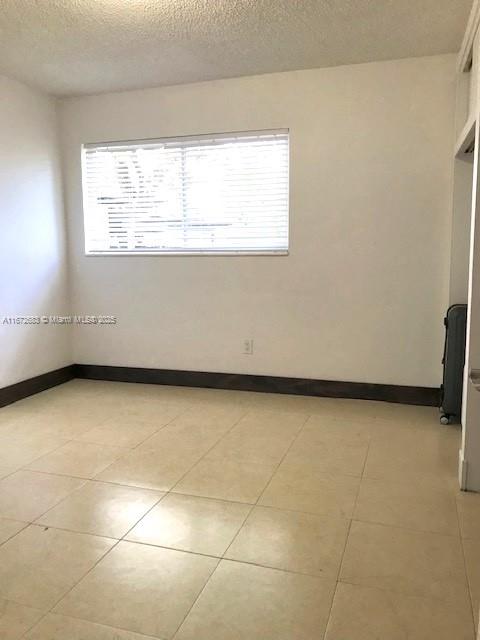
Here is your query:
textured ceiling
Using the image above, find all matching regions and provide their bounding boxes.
[0,0,473,97]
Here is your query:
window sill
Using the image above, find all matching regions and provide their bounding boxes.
[84,250,290,257]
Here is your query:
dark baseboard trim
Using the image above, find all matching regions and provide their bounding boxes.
[75,364,440,407]
[0,365,76,409]
[0,364,440,408]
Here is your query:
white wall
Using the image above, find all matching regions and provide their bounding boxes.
[450,157,473,305]
[450,65,476,307]
[60,54,456,388]
[0,75,71,388]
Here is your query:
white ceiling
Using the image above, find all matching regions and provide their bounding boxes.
[0,0,473,97]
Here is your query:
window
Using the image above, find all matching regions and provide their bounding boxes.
[81,129,289,255]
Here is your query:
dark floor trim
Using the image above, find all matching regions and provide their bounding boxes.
[0,364,441,409]
[75,364,440,407]
[0,365,76,409]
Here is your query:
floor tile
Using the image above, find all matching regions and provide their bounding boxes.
[0,408,23,430]
[0,384,469,639]
[0,465,17,480]
[0,412,101,440]
[108,399,188,419]
[340,521,469,604]
[37,481,163,538]
[75,416,168,449]
[0,599,44,640]
[354,477,459,535]
[54,541,218,638]
[233,409,307,439]
[372,403,442,428]
[173,457,277,503]
[97,447,201,491]
[0,434,67,469]
[0,518,27,545]
[312,399,437,427]
[246,393,345,416]
[464,539,480,629]
[174,559,335,640]
[293,398,384,424]
[457,492,480,539]
[196,389,262,408]
[27,441,128,479]
[167,404,246,431]
[171,387,245,406]
[302,414,373,441]
[226,506,349,577]
[127,493,250,556]
[324,582,475,640]
[136,423,223,458]
[206,430,294,465]
[284,431,369,476]
[0,471,85,521]
[26,613,160,639]
[363,430,458,488]
[259,462,360,518]
[0,525,115,610]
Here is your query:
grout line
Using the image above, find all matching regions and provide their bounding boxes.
[86,406,250,491]
[220,502,256,560]
[118,537,224,560]
[18,438,79,470]
[321,433,371,639]
[323,462,365,639]
[5,440,463,539]
[323,517,353,640]
[0,520,30,549]
[31,483,165,542]
[126,403,197,452]
[13,468,98,482]
[17,610,48,640]
[20,611,163,640]
[321,580,341,640]
[0,466,21,482]
[168,409,303,638]
[253,413,310,507]
[7,468,173,494]
[169,560,221,639]
[105,535,338,581]
[166,408,251,493]
[16,535,122,640]
[11,402,197,494]
[28,521,121,542]
[12,406,188,640]
[333,577,473,606]
[18,476,90,523]
[455,495,478,635]
[348,516,462,538]
[48,536,122,612]
[14,402,255,640]
[169,543,345,640]
[165,491,255,508]
[326,574,476,630]
[20,597,167,640]
[215,554,338,579]
[346,516,465,539]
[352,434,372,515]
[119,492,169,542]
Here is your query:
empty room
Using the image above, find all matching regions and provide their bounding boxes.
[2,0,480,638]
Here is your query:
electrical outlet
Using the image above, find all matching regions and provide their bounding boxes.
[243,339,254,355]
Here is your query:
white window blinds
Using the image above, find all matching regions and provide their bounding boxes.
[82,130,289,255]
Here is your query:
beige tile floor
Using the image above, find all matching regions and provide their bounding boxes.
[0,379,478,639]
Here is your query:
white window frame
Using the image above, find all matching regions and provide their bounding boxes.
[81,129,290,257]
